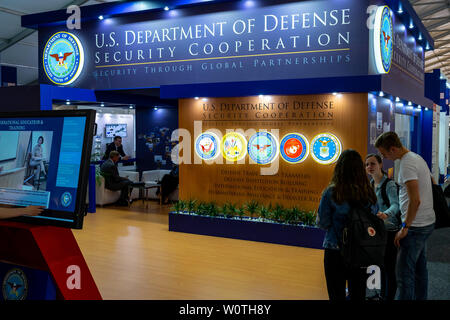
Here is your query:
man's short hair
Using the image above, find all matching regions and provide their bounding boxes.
[109,150,120,159]
[374,131,403,150]
[113,136,122,141]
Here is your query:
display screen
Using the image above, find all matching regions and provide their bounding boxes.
[105,124,127,137]
[0,110,95,229]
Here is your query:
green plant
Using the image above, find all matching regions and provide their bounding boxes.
[207,202,219,217]
[172,201,185,214]
[287,207,302,225]
[186,199,197,214]
[221,202,236,218]
[303,211,317,226]
[196,202,208,216]
[237,205,246,219]
[270,204,285,222]
[178,200,186,213]
[95,166,103,186]
[258,204,270,221]
[245,200,259,219]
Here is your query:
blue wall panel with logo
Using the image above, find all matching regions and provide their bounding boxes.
[0,262,56,300]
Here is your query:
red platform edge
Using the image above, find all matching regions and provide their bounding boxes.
[0,221,102,300]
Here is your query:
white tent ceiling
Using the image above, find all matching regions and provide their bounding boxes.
[0,0,449,85]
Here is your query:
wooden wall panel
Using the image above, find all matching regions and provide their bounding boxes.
[179,93,368,211]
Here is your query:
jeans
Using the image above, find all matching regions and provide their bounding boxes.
[324,249,368,301]
[395,223,435,300]
[381,231,398,300]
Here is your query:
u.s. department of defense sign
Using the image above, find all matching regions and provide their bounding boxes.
[247,132,278,165]
[43,32,85,85]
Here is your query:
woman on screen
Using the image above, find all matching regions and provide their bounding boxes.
[29,136,47,180]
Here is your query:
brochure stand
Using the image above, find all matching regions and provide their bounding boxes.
[0,221,102,300]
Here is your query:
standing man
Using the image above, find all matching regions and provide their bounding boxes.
[100,151,133,206]
[375,132,435,300]
[103,136,130,161]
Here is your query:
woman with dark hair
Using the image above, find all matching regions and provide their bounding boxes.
[29,136,47,180]
[317,149,379,300]
[365,153,400,300]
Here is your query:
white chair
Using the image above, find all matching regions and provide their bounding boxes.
[119,170,140,200]
[92,170,140,206]
[141,170,179,202]
[94,175,121,206]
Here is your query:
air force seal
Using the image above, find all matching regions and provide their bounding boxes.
[43,32,85,85]
[280,133,309,164]
[374,6,394,74]
[222,132,247,162]
[2,268,28,300]
[248,132,278,165]
[311,133,342,165]
[195,132,220,160]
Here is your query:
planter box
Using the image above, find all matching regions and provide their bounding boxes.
[169,213,326,249]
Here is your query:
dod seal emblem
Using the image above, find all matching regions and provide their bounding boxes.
[373,6,394,74]
[43,32,85,85]
[2,268,28,300]
[248,132,278,165]
[61,192,72,207]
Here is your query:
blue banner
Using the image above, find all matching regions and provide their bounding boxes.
[39,0,370,90]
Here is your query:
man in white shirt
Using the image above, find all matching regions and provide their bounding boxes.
[375,132,435,300]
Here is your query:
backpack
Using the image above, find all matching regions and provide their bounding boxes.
[339,203,387,269]
[431,178,450,229]
[377,178,402,230]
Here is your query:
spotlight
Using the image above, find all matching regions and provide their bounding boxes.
[409,22,414,29]
[194,97,199,100]
[426,43,430,50]
[418,34,422,41]
[259,95,264,98]
[332,92,337,96]
[100,102,105,107]
[164,6,169,11]
[154,107,158,110]
[379,91,384,97]
[395,97,400,102]
[66,100,70,105]
[98,15,104,20]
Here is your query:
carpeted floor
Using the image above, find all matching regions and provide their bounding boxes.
[427,227,450,300]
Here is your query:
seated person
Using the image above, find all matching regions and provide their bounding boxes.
[102,136,130,161]
[29,136,47,180]
[158,165,179,204]
[100,151,133,206]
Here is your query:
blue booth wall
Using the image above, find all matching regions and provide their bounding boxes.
[135,106,178,173]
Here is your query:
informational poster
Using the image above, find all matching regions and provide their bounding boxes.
[178,93,369,211]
